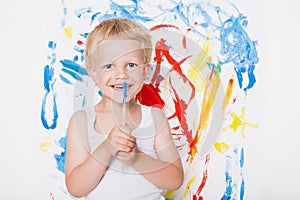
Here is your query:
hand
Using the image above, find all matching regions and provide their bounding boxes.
[103,124,136,156]
[116,143,139,166]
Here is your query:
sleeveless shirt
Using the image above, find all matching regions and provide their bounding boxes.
[85,105,165,200]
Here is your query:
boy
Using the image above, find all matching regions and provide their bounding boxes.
[65,18,183,200]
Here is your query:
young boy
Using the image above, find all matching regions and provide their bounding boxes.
[65,18,183,200]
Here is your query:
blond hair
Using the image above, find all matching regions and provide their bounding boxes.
[85,18,152,66]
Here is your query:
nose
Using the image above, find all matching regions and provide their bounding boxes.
[115,66,129,79]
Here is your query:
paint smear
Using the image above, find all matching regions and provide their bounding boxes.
[215,142,230,153]
[193,154,210,200]
[187,39,212,92]
[40,138,52,152]
[240,148,245,200]
[41,40,58,130]
[64,27,73,39]
[54,134,67,173]
[221,159,233,200]
[223,78,234,108]
[187,66,221,164]
[181,176,196,200]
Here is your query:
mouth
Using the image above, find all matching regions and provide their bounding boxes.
[110,84,131,90]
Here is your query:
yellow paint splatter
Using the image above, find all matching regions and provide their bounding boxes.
[164,189,176,200]
[187,39,212,92]
[223,106,258,138]
[40,138,52,152]
[187,64,221,164]
[214,142,230,153]
[180,176,196,200]
[64,27,73,39]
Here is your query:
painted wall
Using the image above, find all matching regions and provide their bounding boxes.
[0,0,299,199]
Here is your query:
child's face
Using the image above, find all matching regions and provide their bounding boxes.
[90,39,149,104]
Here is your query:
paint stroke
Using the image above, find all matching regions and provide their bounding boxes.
[215,142,230,153]
[221,159,233,200]
[59,59,89,84]
[54,134,67,173]
[41,40,59,130]
[40,138,52,152]
[219,13,258,92]
[223,78,234,108]
[187,66,221,164]
[193,154,210,200]
[181,176,196,200]
[240,148,245,200]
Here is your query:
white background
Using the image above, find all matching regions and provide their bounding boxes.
[1,0,300,199]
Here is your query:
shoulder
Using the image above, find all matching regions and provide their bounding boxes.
[68,109,90,135]
[67,109,90,150]
[150,107,166,121]
[149,107,169,133]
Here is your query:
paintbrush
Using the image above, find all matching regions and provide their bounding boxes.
[122,82,128,126]
[121,82,128,172]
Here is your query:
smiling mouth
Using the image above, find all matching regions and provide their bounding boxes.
[110,84,131,90]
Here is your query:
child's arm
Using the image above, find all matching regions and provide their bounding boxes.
[118,108,184,190]
[64,111,111,198]
[65,111,135,198]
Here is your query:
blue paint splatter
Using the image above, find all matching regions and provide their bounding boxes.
[43,65,54,92]
[59,74,73,85]
[240,148,245,200]
[41,91,58,129]
[221,158,233,200]
[240,147,245,168]
[60,59,88,76]
[59,59,89,84]
[218,13,258,92]
[54,134,67,173]
[41,41,58,130]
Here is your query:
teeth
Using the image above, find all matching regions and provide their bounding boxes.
[113,85,124,89]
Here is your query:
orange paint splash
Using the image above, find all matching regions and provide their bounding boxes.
[223,78,234,108]
[187,66,221,163]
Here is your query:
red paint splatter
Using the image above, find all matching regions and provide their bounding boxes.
[153,38,195,103]
[168,81,193,145]
[136,83,165,109]
[172,125,181,131]
[193,154,210,200]
[77,40,83,45]
[232,97,236,104]
[150,24,180,31]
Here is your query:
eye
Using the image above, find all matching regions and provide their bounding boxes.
[103,64,113,70]
[127,63,138,69]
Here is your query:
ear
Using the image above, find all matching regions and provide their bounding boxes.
[143,64,151,81]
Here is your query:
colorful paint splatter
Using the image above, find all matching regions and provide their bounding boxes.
[40,0,260,199]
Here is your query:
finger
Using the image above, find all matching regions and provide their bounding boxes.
[116,131,136,144]
[115,138,135,149]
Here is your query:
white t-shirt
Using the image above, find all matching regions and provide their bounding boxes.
[85,105,165,200]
